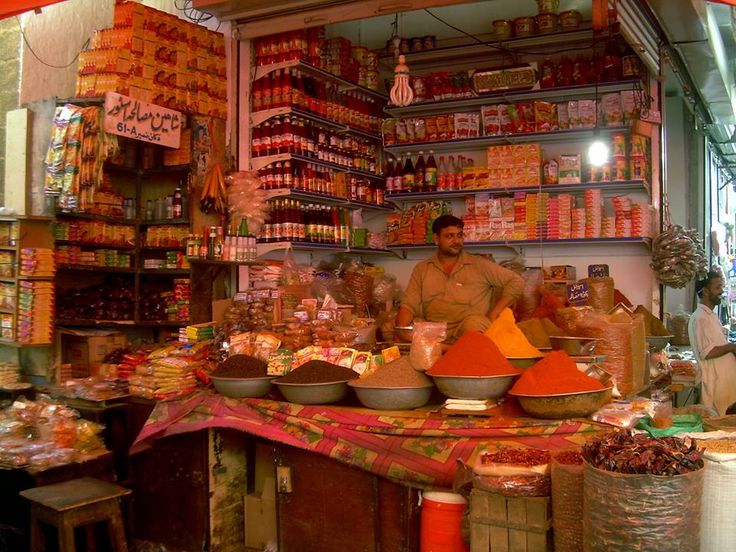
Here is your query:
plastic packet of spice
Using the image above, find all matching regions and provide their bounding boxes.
[409,321,446,371]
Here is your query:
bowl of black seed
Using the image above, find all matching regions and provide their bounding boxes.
[274,360,359,404]
[210,355,275,398]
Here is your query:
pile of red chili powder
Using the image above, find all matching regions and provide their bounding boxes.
[510,351,605,396]
[427,332,521,377]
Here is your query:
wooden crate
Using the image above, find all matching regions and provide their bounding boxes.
[469,489,552,552]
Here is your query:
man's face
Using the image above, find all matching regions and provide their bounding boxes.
[434,225,464,257]
[704,277,725,304]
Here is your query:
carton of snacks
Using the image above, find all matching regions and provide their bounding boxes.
[426,116,439,141]
[395,119,408,143]
[499,145,514,166]
[414,118,427,141]
[487,146,500,167]
[512,167,527,187]
[475,193,491,217]
[567,100,580,128]
[534,101,558,132]
[488,169,501,187]
[437,114,452,140]
[559,154,582,184]
[499,104,514,133]
[557,101,570,129]
[501,167,513,185]
[465,195,476,216]
[578,100,597,128]
[454,112,480,139]
[620,90,638,124]
[475,167,490,188]
[527,164,541,185]
[600,93,623,127]
[517,102,536,133]
[482,105,502,136]
[462,166,478,188]
[526,143,542,164]
[511,144,527,166]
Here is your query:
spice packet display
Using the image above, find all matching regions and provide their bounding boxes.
[453,112,480,139]
[599,92,623,126]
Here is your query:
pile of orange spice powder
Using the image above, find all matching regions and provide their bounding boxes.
[510,351,605,395]
[427,332,521,376]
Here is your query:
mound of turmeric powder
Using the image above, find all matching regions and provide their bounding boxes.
[485,308,543,358]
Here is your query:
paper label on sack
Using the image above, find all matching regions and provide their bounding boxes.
[104,91,182,148]
[567,281,590,305]
[588,264,610,278]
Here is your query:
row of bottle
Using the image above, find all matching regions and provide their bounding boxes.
[252,69,382,131]
[261,200,351,245]
[384,152,474,193]
[252,117,379,173]
[186,220,257,262]
[143,187,185,220]
[257,161,386,205]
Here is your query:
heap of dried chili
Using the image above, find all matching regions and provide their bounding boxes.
[582,429,703,475]
[481,448,550,466]
[427,331,520,376]
[553,450,584,465]
[510,350,605,395]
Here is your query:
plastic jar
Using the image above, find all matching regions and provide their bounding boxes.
[514,16,536,37]
[492,19,513,40]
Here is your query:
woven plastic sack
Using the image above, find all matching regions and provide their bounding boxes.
[576,310,646,396]
[635,414,703,437]
[551,458,583,552]
[583,462,703,551]
[583,276,615,313]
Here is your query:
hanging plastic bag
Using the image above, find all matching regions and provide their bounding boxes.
[669,304,691,346]
[410,321,446,371]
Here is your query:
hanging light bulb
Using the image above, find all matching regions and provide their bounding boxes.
[390,54,414,107]
[588,134,610,167]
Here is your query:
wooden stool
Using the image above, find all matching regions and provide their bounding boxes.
[20,476,131,552]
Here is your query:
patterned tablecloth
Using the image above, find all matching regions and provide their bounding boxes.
[131,390,605,488]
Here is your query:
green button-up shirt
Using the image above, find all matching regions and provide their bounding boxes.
[400,251,525,334]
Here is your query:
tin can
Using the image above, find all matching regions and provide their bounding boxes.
[410,37,423,52]
[622,55,641,78]
[422,35,436,50]
[600,163,612,182]
[411,75,428,101]
[536,12,558,33]
[536,0,559,14]
[492,19,513,40]
[630,135,648,157]
[514,16,535,37]
[612,133,627,157]
[559,10,582,30]
[399,39,410,54]
[614,158,629,181]
[630,156,647,180]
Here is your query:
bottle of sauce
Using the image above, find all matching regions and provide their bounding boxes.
[425,150,437,192]
[173,185,183,219]
[402,154,415,192]
[414,151,426,192]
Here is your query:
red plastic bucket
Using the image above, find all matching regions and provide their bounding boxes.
[420,491,469,552]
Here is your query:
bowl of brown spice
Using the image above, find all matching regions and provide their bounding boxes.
[349,356,435,410]
[210,355,275,398]
[273,360,358,405]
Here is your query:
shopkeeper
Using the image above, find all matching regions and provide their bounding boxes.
[688,270,736,415]
[395,215,525,342]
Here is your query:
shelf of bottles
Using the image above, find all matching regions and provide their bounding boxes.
[383,126,629,155]
[386,179,650,201]
[387,237,652,251]
[384,79,641,118]
[259,199,351,246]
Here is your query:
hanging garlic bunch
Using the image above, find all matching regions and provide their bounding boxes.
[389,54,414,107]
[226,171,267,234]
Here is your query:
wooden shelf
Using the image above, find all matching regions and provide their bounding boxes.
[138,218,190,226]
[55,318,136,327]
[57,264,135,273]
[386,180,651,201]
[0,338,51,348]
[0,245,16,251]
[140,245,186,251]
[140,268,190,275]
[54,211,134,225]
[136,320,189,327]
[0,307,14,314]
[55,240,136,250]
[0,277,15,283]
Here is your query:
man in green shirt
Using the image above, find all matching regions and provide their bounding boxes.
[395,214,525,342]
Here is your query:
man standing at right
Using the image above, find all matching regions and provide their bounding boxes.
[688,270,736,415]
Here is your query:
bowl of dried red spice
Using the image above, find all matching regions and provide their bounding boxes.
[512,387,613,419]
[432,374,518,400]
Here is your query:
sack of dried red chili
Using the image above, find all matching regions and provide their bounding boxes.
[470,448,551,497]
[582,430,703,551]
[551,449,584,552]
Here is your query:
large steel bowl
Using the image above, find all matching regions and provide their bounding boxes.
[431,374,518,400]
[274,380,351,404]
[549,336,600,356]
[348,383,433,410]
[646,335,673,352]
[511,387,613,419]
[506,356,544,369]
[210,376,275,398]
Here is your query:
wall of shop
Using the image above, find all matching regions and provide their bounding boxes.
[0,18,20,205]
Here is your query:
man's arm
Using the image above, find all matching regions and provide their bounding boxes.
[479,260,525,322]
[395,263,425,342]
[704,342,736,359]
[394,305,414,343]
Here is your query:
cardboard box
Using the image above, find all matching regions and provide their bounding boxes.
[60,329,126,377]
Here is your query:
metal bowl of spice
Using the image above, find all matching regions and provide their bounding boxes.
[350,383,434,410]
[211,376,275,398]
[273,359,358,404]
[432,374,518,400]
[512,386,613,419]
[274,380,352,404]
[506,356,544,369]
[549,336,600,356]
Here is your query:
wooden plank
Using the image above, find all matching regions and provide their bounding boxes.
[489,526,509,552]
[471,522,489,552]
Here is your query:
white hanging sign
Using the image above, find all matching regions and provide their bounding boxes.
[103,91,182,148]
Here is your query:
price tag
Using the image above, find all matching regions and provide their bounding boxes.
[233,292,250,303]
[567,282,590,305]
[588,264,610,278]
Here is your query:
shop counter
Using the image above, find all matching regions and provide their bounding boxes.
[131,389,604,489]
